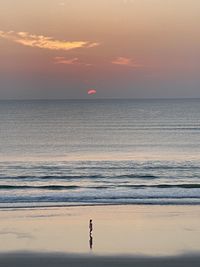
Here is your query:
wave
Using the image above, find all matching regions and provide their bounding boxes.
[120,184,200,189]
[0,183,200,190]
[0,185,80,190]
[118,174,158,179]
[0,175,102,180]
[0,174,159,180]
[1,196,200,207]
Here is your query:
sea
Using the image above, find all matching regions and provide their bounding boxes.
[0,99,200,208]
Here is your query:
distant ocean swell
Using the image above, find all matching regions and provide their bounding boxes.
[1,184,200,190]
[0,161,200,207]
[0,99,200,207]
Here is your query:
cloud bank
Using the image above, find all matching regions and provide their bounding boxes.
[0,31,99,51]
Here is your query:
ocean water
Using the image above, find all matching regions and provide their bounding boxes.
[0,99,200,207]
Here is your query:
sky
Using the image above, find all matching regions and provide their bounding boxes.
[0,0,200,99]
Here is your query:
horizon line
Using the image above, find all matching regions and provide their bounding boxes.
[0,97,199,101]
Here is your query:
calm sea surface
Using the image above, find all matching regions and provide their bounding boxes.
[0,99,199,207]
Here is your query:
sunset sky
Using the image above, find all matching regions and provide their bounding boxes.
[0,0,199,99]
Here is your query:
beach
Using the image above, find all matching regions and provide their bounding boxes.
[0,100,199,266]
[1,0,200,264]
[0,205,199,266]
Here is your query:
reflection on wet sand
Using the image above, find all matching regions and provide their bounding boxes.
[89,219,93,250]
[89,233,93,250]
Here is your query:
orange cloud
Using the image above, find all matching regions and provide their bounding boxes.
[54,57,79,65]
[0,31,99,51]
[112,57,143,68]
[54,56,93,66]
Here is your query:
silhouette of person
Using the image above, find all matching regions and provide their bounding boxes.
[89,219,93,234]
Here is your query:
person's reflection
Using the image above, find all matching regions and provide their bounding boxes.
[89,232,93,250]
[89,219,93,250]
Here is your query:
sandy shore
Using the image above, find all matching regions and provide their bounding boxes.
[0,252,200,267]
[0,204,199,265]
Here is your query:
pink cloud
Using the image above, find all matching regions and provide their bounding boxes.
[54,57,79,65]
[112,57,143,68]
[54,57,93,66]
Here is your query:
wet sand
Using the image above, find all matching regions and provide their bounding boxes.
[0,205,199,266]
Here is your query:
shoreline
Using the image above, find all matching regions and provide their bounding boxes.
[0,202,200,210]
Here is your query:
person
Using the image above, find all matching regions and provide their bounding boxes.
[89,219,93,234]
